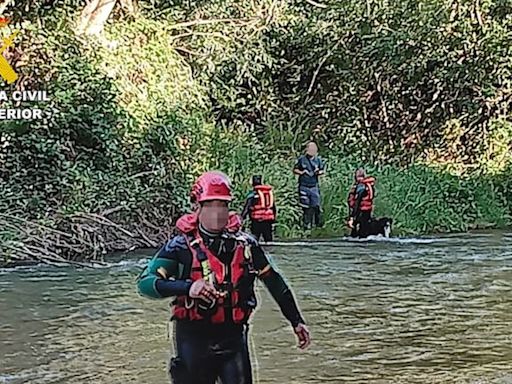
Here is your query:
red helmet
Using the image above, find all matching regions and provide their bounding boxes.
[190,171,233,203]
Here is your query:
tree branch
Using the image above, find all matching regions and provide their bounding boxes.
[308,40,341,94]
[305,0,327,8]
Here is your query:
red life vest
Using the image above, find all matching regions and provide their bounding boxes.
[250,185,275,221]
[172,212,257,324]
[348,177,375,212]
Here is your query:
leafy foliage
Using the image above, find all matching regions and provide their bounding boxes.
[1,0,511,262]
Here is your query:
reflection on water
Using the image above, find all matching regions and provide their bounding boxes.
[1,233,512,383]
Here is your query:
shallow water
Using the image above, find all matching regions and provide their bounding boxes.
[1,232,512,383]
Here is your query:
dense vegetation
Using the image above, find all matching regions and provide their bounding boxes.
[0,0,511,265]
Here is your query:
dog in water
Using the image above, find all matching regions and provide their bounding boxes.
[352,217,393,238]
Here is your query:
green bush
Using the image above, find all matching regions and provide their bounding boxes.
[1,0,511,262]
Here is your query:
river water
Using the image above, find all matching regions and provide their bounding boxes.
[1,233,512,384]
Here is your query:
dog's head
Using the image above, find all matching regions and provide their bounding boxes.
[381,217,393,237]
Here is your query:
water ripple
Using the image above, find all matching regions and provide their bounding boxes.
[1,233,512,383]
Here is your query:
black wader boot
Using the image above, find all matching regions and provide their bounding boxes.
[313,206,323,228]
[303,207,314,230]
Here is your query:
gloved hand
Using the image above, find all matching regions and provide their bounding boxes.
[293,323,311,350]
[189,279,226,301]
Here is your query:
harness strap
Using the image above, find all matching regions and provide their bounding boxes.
[187,235,213,283]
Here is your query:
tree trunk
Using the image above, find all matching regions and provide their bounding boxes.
[119,0,137,15]
[77,0,117,36]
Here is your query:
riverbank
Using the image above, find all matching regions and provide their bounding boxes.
[1,158,511,267]
[3,228,512,269]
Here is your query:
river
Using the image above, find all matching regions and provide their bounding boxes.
[1,232,512,383]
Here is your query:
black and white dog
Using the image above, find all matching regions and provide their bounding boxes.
[352,217,393,238]
[367,217,393,238]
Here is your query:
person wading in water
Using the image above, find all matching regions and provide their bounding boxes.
[136,171,311,384]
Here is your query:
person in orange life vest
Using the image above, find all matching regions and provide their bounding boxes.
[241,175,277,243]
[136,171,310,384]
[347,168,376,238]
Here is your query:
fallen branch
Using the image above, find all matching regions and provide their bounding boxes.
[72,212,137,239]
[3,242,94,268]
[100,205,126,217]
[305,0,327,8]
[138,214,163,232]
[1,209,171,266]
[135,227,159,248]
[126,170,158,180]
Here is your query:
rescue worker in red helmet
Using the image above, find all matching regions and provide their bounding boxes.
[136,171,310,384]
[241,175,277,243]
[347,168,376,238]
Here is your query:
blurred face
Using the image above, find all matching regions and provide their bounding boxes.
[306,142,318,157]
[198,200,229,232]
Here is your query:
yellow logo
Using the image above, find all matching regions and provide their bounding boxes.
[0,17,19,84]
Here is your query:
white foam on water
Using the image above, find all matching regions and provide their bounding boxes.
[96,257,149,269]
[263,241,320,247]
[263,236,447,247]
[338,236,449,244]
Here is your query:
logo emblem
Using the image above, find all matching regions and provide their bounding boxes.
[0,16,20,84]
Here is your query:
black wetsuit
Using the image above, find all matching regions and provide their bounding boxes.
[139,225,305,384]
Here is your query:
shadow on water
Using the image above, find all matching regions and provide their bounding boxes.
[1,232,512,383]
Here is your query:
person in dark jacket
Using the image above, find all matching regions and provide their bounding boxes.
[293,142,326,230]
